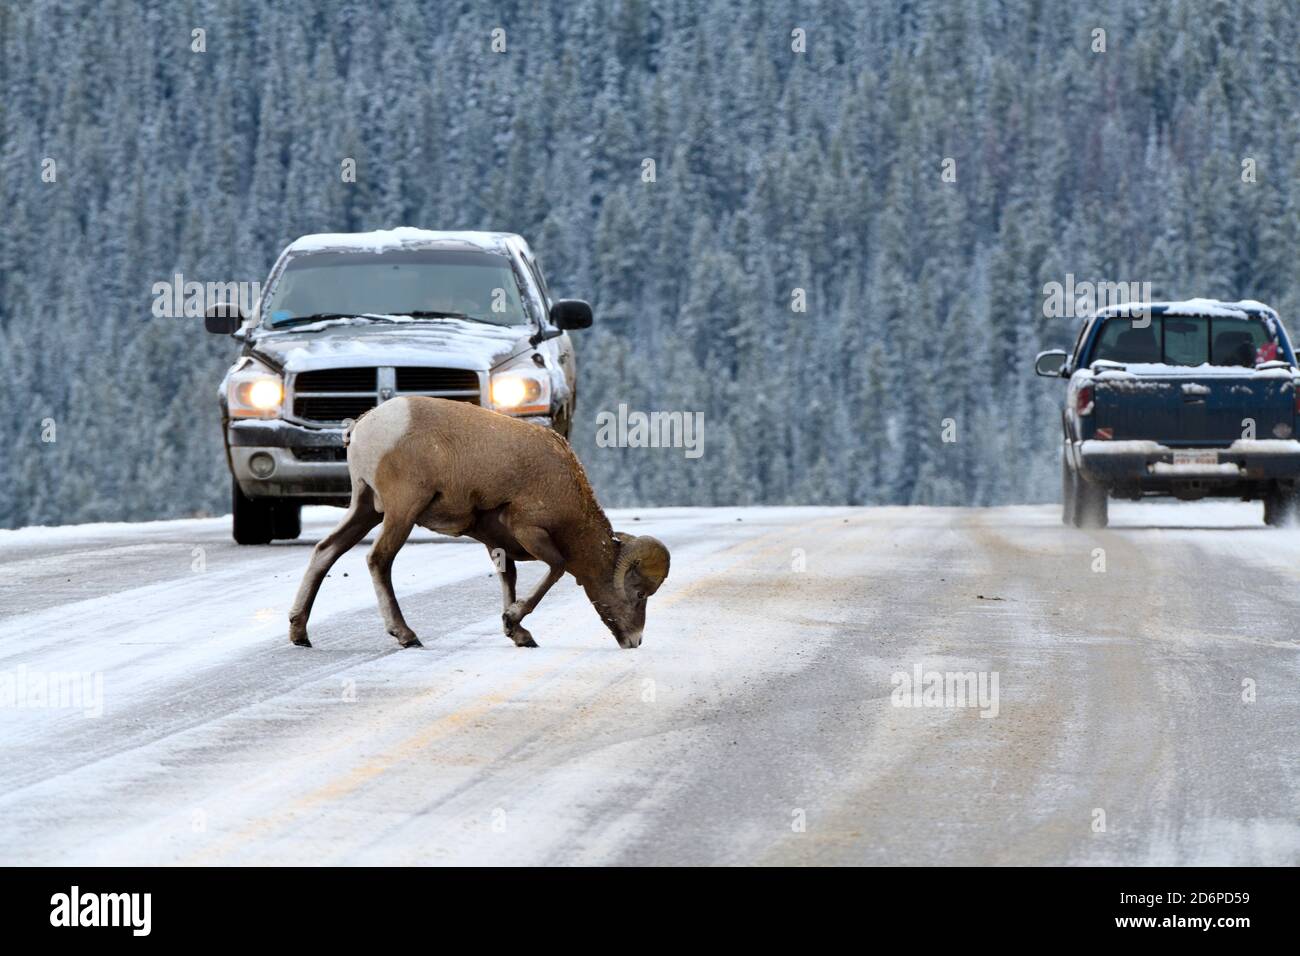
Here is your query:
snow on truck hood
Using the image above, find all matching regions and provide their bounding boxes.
[248,318,530,373]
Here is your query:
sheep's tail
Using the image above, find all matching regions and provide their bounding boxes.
[342,409,370,448]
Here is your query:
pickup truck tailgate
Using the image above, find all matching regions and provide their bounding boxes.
[1093,373,1294,444]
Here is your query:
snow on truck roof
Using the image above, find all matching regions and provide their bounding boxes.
[285,227,523,255]
[1094,298,1278,320]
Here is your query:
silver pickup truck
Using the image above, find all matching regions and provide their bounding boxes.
[205,229,592,544]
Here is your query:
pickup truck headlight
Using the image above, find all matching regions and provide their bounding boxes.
[227,362,284,419]
[489,354,551,416]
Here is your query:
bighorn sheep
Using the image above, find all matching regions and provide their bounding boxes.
[288,396,670,649]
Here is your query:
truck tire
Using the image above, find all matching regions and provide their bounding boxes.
[272,503,302,540]
[1074,475,1109,529]
[1061,451,1078,526]
[232,480,274,545]
[1263,486,1299,527]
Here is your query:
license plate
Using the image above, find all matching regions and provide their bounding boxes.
[1173,450,1218,467]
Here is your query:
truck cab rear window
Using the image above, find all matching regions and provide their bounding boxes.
[1092,315,1277,367]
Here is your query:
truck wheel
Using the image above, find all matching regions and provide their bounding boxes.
[554,407,572,440]
[272,503,302,540]
[1061,451,1078,526]
[1263,487,1299,527]
[232,480,274,545]
[1074,476,1109,529]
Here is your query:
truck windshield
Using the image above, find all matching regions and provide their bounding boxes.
[263,249,532,328]
[1091,315,1280,368]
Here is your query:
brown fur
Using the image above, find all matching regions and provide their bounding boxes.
[288,397,669,649]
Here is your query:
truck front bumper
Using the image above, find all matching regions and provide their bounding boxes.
[227,413,557,501]
[1076,439,1300,486]
[228,420,351,499]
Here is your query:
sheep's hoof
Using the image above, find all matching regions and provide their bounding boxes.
[507,624,538,648]
[391,630,422,648]
[289,630,312,648]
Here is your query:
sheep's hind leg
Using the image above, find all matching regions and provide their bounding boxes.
[288,484,380,647]
[367,509,422,648]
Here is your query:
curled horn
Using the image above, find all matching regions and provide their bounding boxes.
[614,534,671,596]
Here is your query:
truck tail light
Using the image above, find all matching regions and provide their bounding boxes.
[1076,385,1095,416]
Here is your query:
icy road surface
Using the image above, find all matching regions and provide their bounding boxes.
[0,503,1297,866]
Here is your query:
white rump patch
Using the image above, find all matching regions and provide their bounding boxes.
[347,398,412,513]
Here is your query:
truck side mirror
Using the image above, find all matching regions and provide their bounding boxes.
[549,299,593,331]
[1034,349,1068,377]
[205,302,246,335]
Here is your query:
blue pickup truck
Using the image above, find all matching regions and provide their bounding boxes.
[1036,299,1300,528]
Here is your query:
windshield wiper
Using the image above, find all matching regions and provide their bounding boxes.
[269,310,503,331]
[270,312,403,329]
[398,310,489,322]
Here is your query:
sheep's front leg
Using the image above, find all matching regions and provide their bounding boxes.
[368,512,422,648]
[489,546,518,608]
[288,484,380,647]
[501,528,565,648]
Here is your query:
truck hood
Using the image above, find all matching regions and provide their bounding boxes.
[245,318,532,373]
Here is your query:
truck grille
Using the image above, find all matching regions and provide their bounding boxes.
[396,367,480,392]
[288,366,481,426]
[295,368,378,392]
[294,396,378,422]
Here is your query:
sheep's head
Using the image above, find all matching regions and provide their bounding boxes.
[584,533,671,648]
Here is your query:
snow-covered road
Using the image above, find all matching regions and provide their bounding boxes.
[1,502,1297,865]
